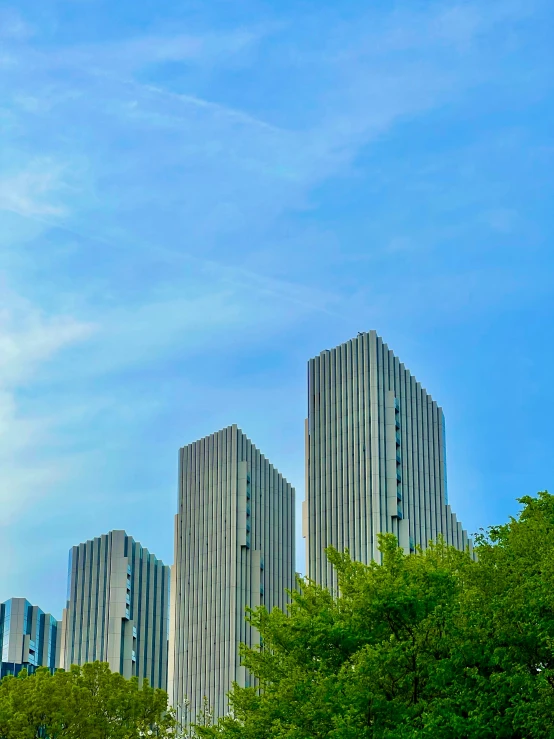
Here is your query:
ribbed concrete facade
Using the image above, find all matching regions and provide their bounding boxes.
[58,530,170,689]
[0,598,59,679]
[169,425,295,720]
[303,331,471,589]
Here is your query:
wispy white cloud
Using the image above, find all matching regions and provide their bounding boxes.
[0,159,72,218]
[0,291,95,527]
[0,0,533,217]
[0,300,95,385]
[0,398,69,525]
[65,266,338,379]
[0,0,550,612]
[0,0,536,342]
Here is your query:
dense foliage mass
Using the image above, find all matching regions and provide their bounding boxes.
[3,492,553,738]
[0,661,176,739]
[195,491,554,739]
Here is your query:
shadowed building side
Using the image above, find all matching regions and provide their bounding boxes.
[303,330,472,590]
[169,425,295,721]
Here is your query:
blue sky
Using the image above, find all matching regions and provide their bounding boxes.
[0,0,553,616]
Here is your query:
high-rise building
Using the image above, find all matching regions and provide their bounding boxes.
[58,530,170,690]
[0,598,59,679]
[303,330,472,589]
[169,425,295,721]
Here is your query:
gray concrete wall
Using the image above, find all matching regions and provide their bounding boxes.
[305,330,472,590]
[59,530,170,689]
[169,425,295,721]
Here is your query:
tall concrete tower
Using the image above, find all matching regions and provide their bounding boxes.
[303,330,471,589]
[169,425,295,721]
[58,530,170,690]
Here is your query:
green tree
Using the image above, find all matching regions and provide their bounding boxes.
[194,491,554,739]
[0,661,177,739]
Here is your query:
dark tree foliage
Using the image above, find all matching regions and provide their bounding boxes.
[195,491,554,739]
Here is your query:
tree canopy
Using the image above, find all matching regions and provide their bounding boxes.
[3,492,553,738]
[0,661,176,739]
[195,491,554,739]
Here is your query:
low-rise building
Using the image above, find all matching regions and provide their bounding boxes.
[0,597,59,679]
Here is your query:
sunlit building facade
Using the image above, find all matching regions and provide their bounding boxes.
[58,530,170,689]
[303,330,472,590]
[169,425,295,720]
[0,598,59,679]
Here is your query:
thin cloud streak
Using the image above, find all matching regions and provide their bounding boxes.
[118,77,285,134]
[1,206,338,322]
